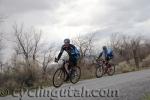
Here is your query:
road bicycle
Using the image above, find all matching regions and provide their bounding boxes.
[53,59,81,88]
[95,58,115,78]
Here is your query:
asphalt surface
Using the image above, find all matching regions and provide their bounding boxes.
[1,69,150,100]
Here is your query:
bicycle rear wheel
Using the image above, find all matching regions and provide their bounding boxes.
[53,68,65,88]
[70,66,81,84]
[107,64,115,76]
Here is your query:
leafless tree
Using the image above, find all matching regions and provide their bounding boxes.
[144,38,150,54]
[130,35,143,68]
[13,24,42,68]
[41,45,56,74]
[0,15,5,71]
[110,33,132,63]
[0,33,3,51]
[110,33,144,68]
[31,43,57,81]
[11,24,45,86]
[0,62,2,73]
[73,33,95,58]
[32,30,42,63]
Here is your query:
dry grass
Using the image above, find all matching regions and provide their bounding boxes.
[143,94,150,100]
[78,61,95,80]
[116,63,137,73]
[142,55,150,68]
[0,61,54,95]
[0,55,150,96]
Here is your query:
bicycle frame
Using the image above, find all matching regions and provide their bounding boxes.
[53,59,81,87]
[59,59,70,75]
[96,59,110,72]
[96,59,105,66]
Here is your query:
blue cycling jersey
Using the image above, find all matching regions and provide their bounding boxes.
[99,48,113,59]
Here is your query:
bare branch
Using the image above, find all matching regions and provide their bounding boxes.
[110,33,145,68]
[41,44,56,73]
[72,33,95,65]
[12,24,43,69]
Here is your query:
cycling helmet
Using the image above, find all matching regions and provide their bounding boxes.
[64,38,70,44]
[102,46,107,50]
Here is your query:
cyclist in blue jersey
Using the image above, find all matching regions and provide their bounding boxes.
[98,46,114,62]
[55,38,80,81]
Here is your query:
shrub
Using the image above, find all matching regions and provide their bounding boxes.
[118,63,137,73]
[142,60,150,68]
[143,94,150,100]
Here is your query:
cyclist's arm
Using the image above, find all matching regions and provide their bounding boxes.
[57,46,64,60]
[98,52,103,59]
[104,50,108,59]
[70,44,75,48]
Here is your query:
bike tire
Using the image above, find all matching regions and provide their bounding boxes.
[70,66,81,84]
[52,68,65,88]
[96,65,104,78]
[107,64,115,76]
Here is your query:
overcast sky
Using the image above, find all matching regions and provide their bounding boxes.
[0,0,150,42]
[0,0,150,61]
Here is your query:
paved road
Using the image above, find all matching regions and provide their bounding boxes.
[1,69,150,100]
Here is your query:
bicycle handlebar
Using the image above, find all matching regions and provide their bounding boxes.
[54,57,68,63]
[59,59,67,62]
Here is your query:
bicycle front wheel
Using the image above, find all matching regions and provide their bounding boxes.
[53,68,65,88]
[96,65,104,78]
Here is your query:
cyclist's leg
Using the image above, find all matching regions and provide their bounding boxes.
[63,59,74,81]
[69,56,78,74]
[68,58,78,79]
[106,57,112,68]
[104,56,114,74]
[64,58,71,82]
[73,58,77,66]
[67,56,77,72]
[69,55,77,67]
[105,57,109,64]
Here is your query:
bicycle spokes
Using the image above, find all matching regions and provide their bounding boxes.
[53,69,65,88]
[70,67,81,84]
